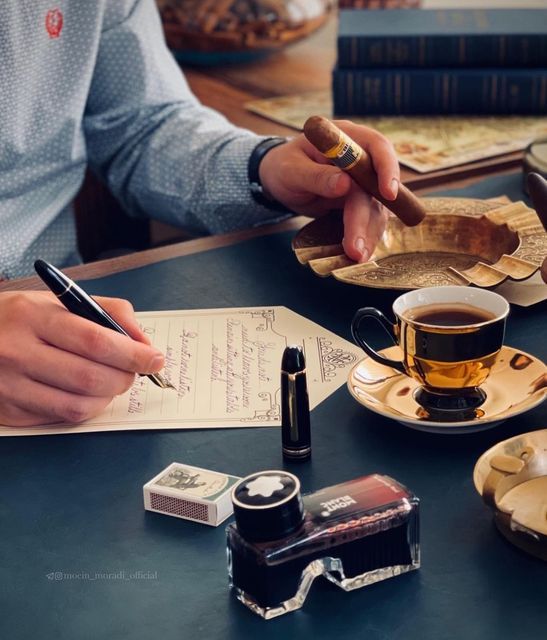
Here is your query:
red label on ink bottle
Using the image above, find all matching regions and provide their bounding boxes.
[45,9,63,39]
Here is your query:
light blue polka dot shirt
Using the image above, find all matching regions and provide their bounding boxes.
[0,0,286,279]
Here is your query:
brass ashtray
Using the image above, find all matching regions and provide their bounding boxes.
[474,429,547,561]
[293,197,547,290]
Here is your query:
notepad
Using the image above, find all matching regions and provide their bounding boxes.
[0,306,362,437]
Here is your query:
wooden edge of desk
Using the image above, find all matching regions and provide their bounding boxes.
[0,217,308,292]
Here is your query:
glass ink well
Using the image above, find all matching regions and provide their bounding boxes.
[226,470,420,619]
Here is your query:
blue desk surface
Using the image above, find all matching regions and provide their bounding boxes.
[1,173,546,640]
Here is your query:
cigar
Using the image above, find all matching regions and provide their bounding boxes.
[303,115,426,227]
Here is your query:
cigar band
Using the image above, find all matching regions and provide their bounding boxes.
[323,132,363,170]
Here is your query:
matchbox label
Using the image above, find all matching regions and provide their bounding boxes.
[155,464,239,501]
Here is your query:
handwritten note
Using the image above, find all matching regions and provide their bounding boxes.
[1,307,362,437]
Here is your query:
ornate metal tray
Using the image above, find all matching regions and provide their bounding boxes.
[292,197,547,289]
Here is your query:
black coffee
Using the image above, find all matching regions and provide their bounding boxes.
[405,303,496,326]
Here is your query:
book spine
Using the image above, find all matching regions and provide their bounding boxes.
[332,68,547,116]
[337,34,547,68]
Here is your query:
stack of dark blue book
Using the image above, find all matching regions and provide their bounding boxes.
[333,9,547,115]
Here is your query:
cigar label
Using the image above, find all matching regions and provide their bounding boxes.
[303,115,426,227]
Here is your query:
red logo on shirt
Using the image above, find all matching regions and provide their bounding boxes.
[45,9,63,39]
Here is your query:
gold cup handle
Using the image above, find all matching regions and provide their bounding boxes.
[351,307,406,373]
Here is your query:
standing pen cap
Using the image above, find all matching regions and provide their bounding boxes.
[281,345,311,461]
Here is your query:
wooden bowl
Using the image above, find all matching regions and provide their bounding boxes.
[158,0,332,65]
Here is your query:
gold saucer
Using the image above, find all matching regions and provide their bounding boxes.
[347,345,547,434]
[474,429,547,560]
[293,197,547,290]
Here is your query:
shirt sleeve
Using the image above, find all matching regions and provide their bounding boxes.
[84,0,290,235]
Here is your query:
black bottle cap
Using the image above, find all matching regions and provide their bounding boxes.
[231,470,305,543]
[281,345,305,374]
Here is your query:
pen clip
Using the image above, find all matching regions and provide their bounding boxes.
[288,373,299,440]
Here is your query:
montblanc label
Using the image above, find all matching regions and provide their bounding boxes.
[319,494,357,517]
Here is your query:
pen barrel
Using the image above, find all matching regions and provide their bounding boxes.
[281,370,311,461]
[58,289,129,335]
[303,115,426,227]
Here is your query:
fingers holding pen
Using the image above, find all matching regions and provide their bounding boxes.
[2,299,161,426]
[0,375,116,426]
[25,342,136,397]
[0,291,163,376]
[38,306,165,375]
[0,307,119,425]
[96,296,151,345]
[0,290,167,427]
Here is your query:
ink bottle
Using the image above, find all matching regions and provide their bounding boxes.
[226,470,420,619]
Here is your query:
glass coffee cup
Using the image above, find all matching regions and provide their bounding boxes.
[351,286,510,410]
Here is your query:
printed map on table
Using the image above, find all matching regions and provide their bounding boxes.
[246,90,547,173]
[0,307,362,437]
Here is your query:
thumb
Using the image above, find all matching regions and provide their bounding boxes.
[292,162,351,199]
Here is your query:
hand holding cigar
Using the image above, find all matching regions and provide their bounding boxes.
[527,172,547,283]
[257,116,406,261]
[303,115,426,227]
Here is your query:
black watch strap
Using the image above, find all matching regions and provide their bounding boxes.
[248,137,289,210]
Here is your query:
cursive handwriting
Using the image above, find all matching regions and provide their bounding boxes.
[128,375,147,414]
[177,329,197,398]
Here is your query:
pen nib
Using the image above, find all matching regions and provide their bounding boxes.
[148,373,177,390]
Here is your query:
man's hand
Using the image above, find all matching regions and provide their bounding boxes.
[0,291,165,427]
[258,120,400,263]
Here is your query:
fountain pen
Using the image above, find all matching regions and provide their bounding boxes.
[34,259,175,390]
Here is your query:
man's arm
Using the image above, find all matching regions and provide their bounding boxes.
[84,0,284,236]
[85,0,400,260]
